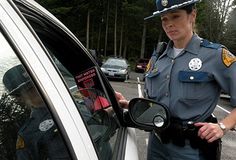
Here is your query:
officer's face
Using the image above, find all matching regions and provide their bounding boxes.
[161,9,196,45]
[13,87,43,108]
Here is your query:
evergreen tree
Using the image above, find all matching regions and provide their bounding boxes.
[224,6,236,54]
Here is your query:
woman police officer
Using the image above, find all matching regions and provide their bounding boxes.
[116,0,236,159]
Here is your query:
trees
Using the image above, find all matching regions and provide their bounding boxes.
[37,0,236,60]
[224,5,236,54]
[196,0,236,46]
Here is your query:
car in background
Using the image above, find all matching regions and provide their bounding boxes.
[135,58,149,73]
[100,57,130,81]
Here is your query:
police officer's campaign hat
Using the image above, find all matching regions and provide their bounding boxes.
[144,0,200,20]
[3,65,32,95]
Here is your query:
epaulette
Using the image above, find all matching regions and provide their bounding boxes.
[200,39,223,49]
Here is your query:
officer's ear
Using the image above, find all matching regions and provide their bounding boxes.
[190,9,197,23]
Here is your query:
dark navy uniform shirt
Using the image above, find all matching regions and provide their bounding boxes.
[16,106,71,160]
[145,34,236,122]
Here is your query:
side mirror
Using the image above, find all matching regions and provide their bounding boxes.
[128,98,170,131]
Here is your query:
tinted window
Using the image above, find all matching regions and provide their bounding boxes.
[17,3,121,160]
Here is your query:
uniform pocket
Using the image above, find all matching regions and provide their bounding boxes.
[178,71,214,82]
[178,71,214,99]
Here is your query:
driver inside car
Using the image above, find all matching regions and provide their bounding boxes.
[79,88,111,112]
[3,64,71,160]
[75,88,115,160]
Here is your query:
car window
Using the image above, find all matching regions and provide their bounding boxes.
[16,2,121,160]
[0,31,72,159]
[105,58,127,67]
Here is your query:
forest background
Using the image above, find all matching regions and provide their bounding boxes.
[36,0,236,63]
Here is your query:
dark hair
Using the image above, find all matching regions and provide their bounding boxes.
[181,4,196,14]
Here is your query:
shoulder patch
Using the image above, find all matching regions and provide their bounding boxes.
[16,135,25,150]
[145,50,157,73]
[200,39,222,49]
[146,60,151,72]
[222,48,236,67]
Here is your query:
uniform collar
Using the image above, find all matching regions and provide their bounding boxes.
[159,42,171,59]
[159,34,201,59]
[184,34,201,55]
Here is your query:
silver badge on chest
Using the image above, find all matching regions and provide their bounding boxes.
[39,119,54,131]
[189,58,202,71]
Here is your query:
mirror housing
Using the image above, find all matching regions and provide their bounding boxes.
[128,98,170,131]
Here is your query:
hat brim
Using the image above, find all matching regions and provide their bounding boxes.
[8,80,32,96]
[144,0,199,20]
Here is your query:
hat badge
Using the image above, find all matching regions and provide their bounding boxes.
[161,0,168,7]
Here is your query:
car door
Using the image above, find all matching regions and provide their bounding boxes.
[0,0,139,160]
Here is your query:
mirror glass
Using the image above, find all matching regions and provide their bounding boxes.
[130,99,167,127]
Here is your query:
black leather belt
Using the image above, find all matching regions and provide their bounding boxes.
[157,115,218,148]
[155,115,221,160]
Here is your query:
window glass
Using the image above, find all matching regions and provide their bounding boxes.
[0,31,72,159]
[17,3,120,160]
[105,58,128,67]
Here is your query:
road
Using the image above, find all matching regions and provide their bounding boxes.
[110,71,236,160]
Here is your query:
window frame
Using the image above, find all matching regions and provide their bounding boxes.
[0,1,98,159]
[1,0,134,159]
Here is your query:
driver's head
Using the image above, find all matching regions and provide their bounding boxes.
[3,64,33,97]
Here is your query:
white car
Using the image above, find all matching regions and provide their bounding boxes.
[0,1,169,160]
[101,57,130,82]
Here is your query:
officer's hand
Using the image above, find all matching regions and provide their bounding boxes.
[194,122,224,143]
[115,91,129,109]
